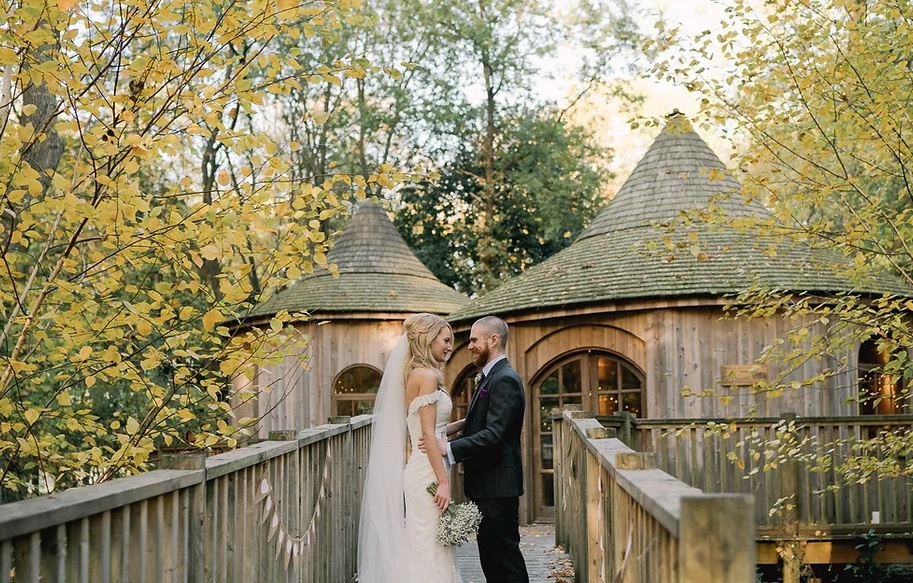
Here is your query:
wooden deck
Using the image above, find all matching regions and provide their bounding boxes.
[2,412,912,582]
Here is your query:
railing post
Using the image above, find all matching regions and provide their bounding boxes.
[615,411,635,447]
[554,413,567,549]
[158,453,206,583]
[678,495,755,582]
[585,427,610,583]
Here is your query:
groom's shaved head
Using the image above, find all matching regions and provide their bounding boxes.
[474,316,509,349]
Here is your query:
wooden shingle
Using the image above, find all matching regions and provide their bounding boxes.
[249,200,467,318]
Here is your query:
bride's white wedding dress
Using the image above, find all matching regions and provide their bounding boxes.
[403,389,463,583]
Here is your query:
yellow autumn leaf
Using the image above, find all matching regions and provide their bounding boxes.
[312,110,329,125]
[125,417,140,435]
[57,390,72,406]
[202,309,219,330]
[24,409,41,425]
[216,169,230,186]
[85,376,96,388]
[277,0,295,11]
[137,320,152,336]
[78,345,93,360]
[57,0,78,10]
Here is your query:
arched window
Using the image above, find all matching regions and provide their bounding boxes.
[533,351,644,518]
[858,339,904,415]
[332,365,382,416]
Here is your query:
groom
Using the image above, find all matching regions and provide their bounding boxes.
[440,315,529,582]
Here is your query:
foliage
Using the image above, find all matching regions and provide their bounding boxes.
[0,0,406,501]
[395,113,610,294]
[650,0,913,418]
[260,0,645,292]
[839,529,899,583]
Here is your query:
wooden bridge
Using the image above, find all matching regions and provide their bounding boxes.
[2,412,911,582]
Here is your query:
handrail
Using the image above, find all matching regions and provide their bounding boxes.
[626,413,913,534]
[554,410,756,583]
[0,415,372,583]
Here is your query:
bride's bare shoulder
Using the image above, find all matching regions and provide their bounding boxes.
[407,367,439,393]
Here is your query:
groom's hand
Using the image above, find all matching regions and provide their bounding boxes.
[416,435,449,457]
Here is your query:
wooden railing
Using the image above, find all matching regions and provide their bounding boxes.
[0,416,371,583]
[554,411,756,583]
[623,414,913,538]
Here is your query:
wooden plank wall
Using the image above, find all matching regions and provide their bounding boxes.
[253,319,404,437]
[0,417,371,583]
[509,308,858,422]
[553,410,756,583]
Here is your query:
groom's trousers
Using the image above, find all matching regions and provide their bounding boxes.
[473,497,529,583]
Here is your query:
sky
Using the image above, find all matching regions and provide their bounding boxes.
[540,0,734,194]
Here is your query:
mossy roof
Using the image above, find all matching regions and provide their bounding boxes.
[449,114,913,323]
[249,200,467,318]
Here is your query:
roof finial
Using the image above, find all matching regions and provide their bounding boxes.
[664,109,693,134]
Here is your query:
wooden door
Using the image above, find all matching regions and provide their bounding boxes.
[533,351,644,520]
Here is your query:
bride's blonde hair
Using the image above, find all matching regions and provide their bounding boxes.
[403,313,451,383]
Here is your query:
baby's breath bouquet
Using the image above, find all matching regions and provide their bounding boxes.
[426,482,483,546]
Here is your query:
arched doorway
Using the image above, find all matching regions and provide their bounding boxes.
[533,350,644,519]
[332,365,382,416]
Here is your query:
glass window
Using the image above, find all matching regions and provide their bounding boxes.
[534,351,644,513]
[332,365,382,416]
[858,338,904,415]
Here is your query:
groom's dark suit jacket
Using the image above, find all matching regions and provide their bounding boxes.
[450,358,525,499]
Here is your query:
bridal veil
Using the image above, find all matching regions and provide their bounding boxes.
[357,334,410,582]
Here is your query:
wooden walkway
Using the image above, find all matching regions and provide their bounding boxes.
[455,524,574,583]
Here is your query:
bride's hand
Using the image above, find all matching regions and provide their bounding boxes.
[434,482,450,512]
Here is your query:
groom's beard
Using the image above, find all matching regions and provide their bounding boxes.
[471,346,490,368]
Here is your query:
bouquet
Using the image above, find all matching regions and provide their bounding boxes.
[426,482,483,547]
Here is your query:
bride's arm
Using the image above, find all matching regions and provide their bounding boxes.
[408,369,451,512]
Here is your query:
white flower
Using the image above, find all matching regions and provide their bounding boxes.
[435,501,483,547]
[426,482,483,546]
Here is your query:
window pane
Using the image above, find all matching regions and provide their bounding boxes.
[598,357,618,391]
[622,392,641,417]
[561,360,582,393]
[540,397,560,433]
[354,398,376,416]
[560,394,582,409]
[337,400,356,417]
[542,474,555,506]
[621,365,641,391]
[334,366,382,394]
[540,434,553,470]
[598,393,618,416]
[540,372,559,395]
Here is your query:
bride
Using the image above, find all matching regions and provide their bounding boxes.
[357,313,465,582]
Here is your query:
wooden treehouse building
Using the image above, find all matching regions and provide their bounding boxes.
[2,114,912,582]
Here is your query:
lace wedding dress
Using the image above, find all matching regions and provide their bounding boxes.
[403,389,463,583]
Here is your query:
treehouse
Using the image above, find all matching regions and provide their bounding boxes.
[441,112,913,527]
[238,200,467,436]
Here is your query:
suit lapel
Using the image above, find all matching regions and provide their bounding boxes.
[466,359,508,417]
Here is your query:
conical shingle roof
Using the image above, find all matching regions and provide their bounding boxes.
[249,200,467,318]
[449,113,912,322]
